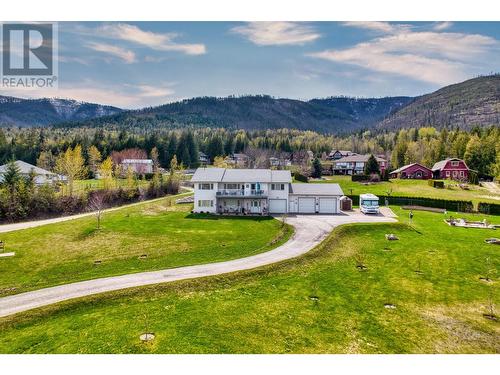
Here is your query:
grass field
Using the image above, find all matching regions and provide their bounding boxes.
[314,176,500,205]
[0,208,497,353]
[0,195,292,296]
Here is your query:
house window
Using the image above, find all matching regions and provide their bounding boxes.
[271,183,285,190]
[251,200,261,207]
[198,200,213,207]
[460,171,464,177]
[451,161,459,167]
[224,183,239,190]
[199,183,213,190]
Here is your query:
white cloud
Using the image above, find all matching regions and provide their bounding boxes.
[342,21,413,34]
[97,23,206,55]
[309,29,499,85]
[433,22,453,31]
[231,22,320,46]
[86,42,136,63]
[0,81,176,109]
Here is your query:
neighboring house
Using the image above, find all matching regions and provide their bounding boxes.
[290,150,314,165]
[227,153,250,168]
[199,152,210,165]
[191,168,343,215]
[431,158,470,180]
[0,160,65,185]
[269,157,291,168]
[328,150,356,160]
[120,159,153,174]
[389,163,433,179]
[333,154,387,175]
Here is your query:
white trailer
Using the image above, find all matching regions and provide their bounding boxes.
[360,193,380,214]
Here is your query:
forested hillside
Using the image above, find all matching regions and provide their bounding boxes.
[378,75,500,130]
[0,96,122,126]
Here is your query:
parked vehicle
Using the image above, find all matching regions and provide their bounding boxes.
[360,193,380,214]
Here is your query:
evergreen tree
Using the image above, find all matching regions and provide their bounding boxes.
[311,157,322,178]
[364,154,380,175]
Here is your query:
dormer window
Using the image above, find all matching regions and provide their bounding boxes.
[451,161,459,167]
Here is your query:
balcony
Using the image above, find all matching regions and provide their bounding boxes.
[216,189,266,197]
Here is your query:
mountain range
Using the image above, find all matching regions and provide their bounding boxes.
[0,75,498,133]
[0,96,122,127]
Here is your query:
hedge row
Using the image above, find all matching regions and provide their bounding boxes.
[478,202,500,215]
[347,194,474,212]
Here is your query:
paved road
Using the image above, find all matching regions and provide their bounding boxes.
[0,210,396,318]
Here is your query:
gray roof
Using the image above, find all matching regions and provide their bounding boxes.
[334,154,386,163]
[0,160,56,176]
[290,183,344,196]
[191,168,292,183]
[431,158,465,171]
[390,163,431,174]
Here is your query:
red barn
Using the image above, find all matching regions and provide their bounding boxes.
[389,163,432,179]
[431,158,470,180]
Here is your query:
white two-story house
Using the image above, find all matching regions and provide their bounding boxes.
[192,168,344,215]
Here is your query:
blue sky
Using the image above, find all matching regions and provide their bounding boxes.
[2,21,499,108]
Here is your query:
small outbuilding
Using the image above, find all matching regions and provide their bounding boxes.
[339,196,353,211]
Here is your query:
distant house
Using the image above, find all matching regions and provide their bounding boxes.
[199,152,210,165]
[290,150,314,165]
[0,160,65,185]
[120,159,153,175]
[333,154,387,175]
[431,158,470,180]
[269,157,291,168]
[389,163,433,179]
[328,150,356,160]
[227,153,250,168]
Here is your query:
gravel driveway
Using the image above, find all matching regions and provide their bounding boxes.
[0,210,397,318]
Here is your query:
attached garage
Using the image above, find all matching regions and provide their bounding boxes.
[298,197,316,213]
[269,199,287,214]
[319,197,337,214]
[289,183,343,215]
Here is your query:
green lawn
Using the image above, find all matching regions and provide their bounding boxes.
[313,176,500,205]
[0,208,498,353]
[0,195,292,296]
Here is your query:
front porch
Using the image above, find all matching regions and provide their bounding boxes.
[216,197,268,215]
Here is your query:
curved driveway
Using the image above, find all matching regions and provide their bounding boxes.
[0,210,396,318]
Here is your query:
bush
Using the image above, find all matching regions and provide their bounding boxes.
[352,175,370,182]
[369,173,380,182]
[428,180,445,189]
[380,169,390,181]
[294,172,309,183]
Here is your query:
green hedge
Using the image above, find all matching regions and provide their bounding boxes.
[347,194,473,212]
[294,172,309,183]
[478,202,500,215]
[351,175,370,182]
[427,180,445,189]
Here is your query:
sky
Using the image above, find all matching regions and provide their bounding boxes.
[1,21,499,109]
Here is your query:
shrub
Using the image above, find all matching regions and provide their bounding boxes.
[428,180,445,189]
[369,173,380,182]
[294,172,309,183]
[352,175,370,182]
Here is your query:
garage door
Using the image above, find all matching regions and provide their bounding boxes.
[298,197,315,213]
[319,197,337,214]
[269,199,287,214]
